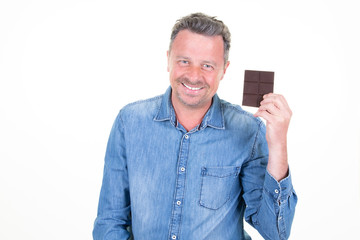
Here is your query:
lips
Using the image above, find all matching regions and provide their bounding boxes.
[182,83,203,91]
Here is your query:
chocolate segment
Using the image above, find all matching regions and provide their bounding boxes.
[242,70,274,107]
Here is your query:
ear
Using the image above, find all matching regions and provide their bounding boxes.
[220,61,230,80]
[167,50,170,72]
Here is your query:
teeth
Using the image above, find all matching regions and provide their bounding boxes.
[183,83,202,91]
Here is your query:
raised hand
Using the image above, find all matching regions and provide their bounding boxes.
[254,93,292,181]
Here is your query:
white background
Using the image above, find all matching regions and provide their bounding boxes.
[1,0,359,239]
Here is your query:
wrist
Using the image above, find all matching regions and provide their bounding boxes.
[267,143,289,181]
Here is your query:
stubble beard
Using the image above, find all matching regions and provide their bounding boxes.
[174,77,210,109]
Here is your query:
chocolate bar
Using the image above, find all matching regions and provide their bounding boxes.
[242,70,274,107]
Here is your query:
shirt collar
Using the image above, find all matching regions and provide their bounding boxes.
[154,86,225,130]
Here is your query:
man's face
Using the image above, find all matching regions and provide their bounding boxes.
[167,30,229,111]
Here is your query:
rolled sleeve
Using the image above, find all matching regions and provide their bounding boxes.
[243,121,297,240]
[263,169,294,203]
[260,169,297,240]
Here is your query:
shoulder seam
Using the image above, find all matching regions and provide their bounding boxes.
[121,94,163,109]
[221,101,262,125]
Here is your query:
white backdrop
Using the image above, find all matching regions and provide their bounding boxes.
[1,0,359,239]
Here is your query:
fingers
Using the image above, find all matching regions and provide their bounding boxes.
[254,93,292,122]
[254,108,276,122]
[260,93,292,118]
[258,102,281,116]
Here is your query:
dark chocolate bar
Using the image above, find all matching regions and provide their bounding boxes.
[242,70,274,107]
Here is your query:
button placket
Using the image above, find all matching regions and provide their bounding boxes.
[168,133,191,240]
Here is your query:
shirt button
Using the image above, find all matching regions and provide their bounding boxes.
[171,235,177,239]
[176,200,181,206]
[184,134,189,139]
[275,189,279,194]
[180,167,185,172]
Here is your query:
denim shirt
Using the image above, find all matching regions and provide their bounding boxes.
[93,87,297,240]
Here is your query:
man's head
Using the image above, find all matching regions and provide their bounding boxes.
[169,12,231,64]
[167,13,231,112]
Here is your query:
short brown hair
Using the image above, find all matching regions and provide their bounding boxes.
[169,12,231,64]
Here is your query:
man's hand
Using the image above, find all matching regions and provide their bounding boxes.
[254,93,292,181]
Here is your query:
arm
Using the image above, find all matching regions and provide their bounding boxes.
[242,94,297,240]
[93,112,131,240]
[254,93,292,181]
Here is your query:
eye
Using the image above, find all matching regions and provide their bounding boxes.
[202,64,213,71]
[178,60,189,65]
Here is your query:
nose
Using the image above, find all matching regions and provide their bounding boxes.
[186,65,202,83]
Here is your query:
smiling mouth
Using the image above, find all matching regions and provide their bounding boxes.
[182,83,203,91]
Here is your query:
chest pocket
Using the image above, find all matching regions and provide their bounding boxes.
[199,166,240,210]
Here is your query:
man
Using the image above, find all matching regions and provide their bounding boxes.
[93,13,297,240]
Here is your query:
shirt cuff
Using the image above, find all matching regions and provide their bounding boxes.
[264,169,293,202]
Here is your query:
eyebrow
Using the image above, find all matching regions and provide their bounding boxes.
[175,56,218,67]
[175,56,190,60]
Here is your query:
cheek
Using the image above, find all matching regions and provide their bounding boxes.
[169,69,180,85]
[216,70,225,80]
[170,66,185,79]
[207,77,221,93]
[208,73,222,85]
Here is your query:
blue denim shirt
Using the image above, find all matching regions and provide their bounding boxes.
[93,87,297,240]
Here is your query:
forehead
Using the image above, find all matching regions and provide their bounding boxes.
[170,30,224,62]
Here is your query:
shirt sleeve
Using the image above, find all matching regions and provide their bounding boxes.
[93,111,132,240]
[241,121,297,240]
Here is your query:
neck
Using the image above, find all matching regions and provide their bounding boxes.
[172,99,211,132]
